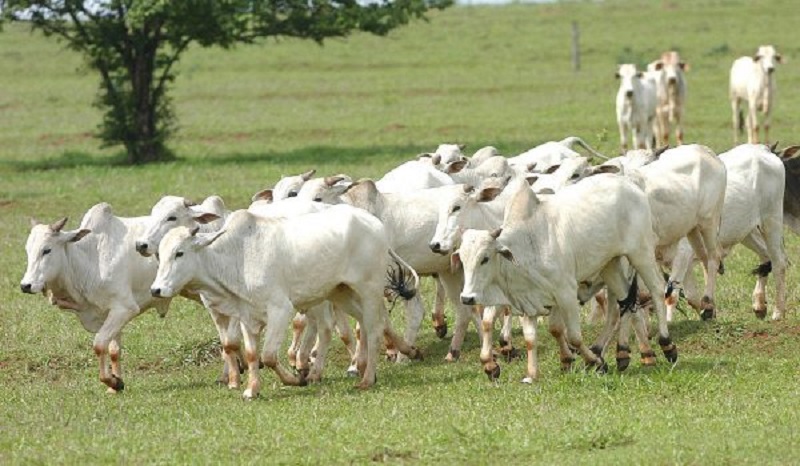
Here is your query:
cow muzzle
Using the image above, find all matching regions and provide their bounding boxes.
[20,283,34,294]
[135,241,151,256]
[429,241,449,255]
[625,90,634,99]
[460,295,476,305]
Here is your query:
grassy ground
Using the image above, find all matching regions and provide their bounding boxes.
[2,0,800,463]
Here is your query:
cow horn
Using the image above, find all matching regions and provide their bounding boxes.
[489,228,502,239]
[431,154,442,166]
[653,146,669,159]
[189,226,200,237]
[463,184,474,193]
[324,176,345,187]
[301,169,316,181]
[770,141,780,155]
[183,199,197,208]
[49,217,68,232]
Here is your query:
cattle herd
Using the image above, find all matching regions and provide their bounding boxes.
[18,45,800,399]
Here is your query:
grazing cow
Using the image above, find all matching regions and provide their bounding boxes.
[20,203,171,393]
[454,176,675,382]
[667,144,787,321]
[649,51,688,146]
[730,45,783,144]
[150,206,422,399]
[615,64,658,151]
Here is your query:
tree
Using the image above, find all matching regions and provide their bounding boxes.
[1,0,450,164]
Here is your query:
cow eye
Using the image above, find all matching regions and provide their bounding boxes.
[451,205,461,213]
[480,256,489,265]
[288,192,298,198]
[175,251,184,258]
[571,173,581,180]
[313,197,322,202]
[42,247,52,256]
[167,216,177,222]
[155,252,160,262]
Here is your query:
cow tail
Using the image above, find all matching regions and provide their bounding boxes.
[738,108,745,135]
[618,273,639,316]
[385,249,420,302]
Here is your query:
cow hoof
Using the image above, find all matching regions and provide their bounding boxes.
[484,363,501,381]
[591,358,608,374]
[501,346,520,362]
[662,345,678,363]
[385,352,398,362]
[346,366,360,378]
[641,351,657,367]
[753,309,767,320]
[700,309,715,321]
[616,357,631,372]
[521,376,534,384]
[434,323,448,339]
[237,359,247,375]
[410,346,424,361]
[445,349,460,362]
[110,375,125,392]
[298,368,310,384]
[242,389,257,400]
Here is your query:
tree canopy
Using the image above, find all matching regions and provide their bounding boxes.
[1,0,451,164]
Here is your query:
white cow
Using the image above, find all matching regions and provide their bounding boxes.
[454,176,675,383]
[507,136,608,173]
[615,64,658,152]
[150,206,422,399]
[730,45,783,144]
[375,160,454,193]
[648,51,688,145]
[668,144,787,321]
[20,203,171,393]
[250,169,317,203]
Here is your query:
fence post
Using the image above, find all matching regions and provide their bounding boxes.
[571,21,580,72]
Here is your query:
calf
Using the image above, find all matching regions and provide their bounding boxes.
[150,206,422,399]
[730,45,783,144]
[615,64,658,151]
[455,176,675,382]
[649,51,689,145]
[20,204,171,393]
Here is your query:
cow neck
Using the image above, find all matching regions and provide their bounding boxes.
[193,241,246,301]
[52,240,99,309]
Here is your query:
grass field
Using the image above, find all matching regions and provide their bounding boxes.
[2,0,800,463]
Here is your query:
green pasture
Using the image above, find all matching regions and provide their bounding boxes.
[2,0,800,463]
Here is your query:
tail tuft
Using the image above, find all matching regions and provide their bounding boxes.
[618,274,638,315]
[386,261,417,301]
[751,261,772,277]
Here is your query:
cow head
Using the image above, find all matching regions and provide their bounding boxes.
[296,174,352,204]
[432,143,468,168]
[136,196,222,257]
[754,45,783,75]
[270,169,316,202]
[456,228,514,306]
[150,226,225,298]
[20,218,91,294]
[616,64,643,99]
[657,51,689,86]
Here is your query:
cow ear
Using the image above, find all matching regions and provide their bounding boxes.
[635,71,644,79]
[431,154,442,166]
[30,217,40,228]
[588,165,620,177]
[193,229,225,249]
[450,251,462,273]
[526,162,537,173]
[775,54,784,64]
[49,217,68,232]
[65,229,91,243]
[251,189,274,203]
[679,61,690,71]
[446,160,468,174]
[654,61,664,71]
[497,246,515,263]
[780,145,800,160]
[193,212,220,224]
[536,188,556,195]
[614,71,621,79]
[301,169,316,181]
[458,143,467,151]
[324,175,345,187]
[753,54,762,62]
[525,174,539,186]
[477,187,503,202]
[544,164,561,174]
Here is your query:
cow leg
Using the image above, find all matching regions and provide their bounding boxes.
[629,308,656,366]
[693,225,722,321]
[549,311,574,372]
[619,122,629,153]
[627,251,676,364]
[108,336,122,382]
[305,304,334,383]
[675,108,684,145]
[93,307,137,393]
[587,289,608,324]
[432,277,448,339]
[557,291,606,373]
[498,306,518,361]
[332,306,356,364]
[348,322,363,377]
[240,321,264,400]
[382,312,423,362]
[208,309,242,389]
[260,306,304,387]
[520,315,538,384]
[352,294,385,390]
[479,305,500,381]
[731,98,741,144]
[287,313,307,370]
[440,271,482,362]
[747,101,758,144]
[395,294,425,363]
[295,311,319,381]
